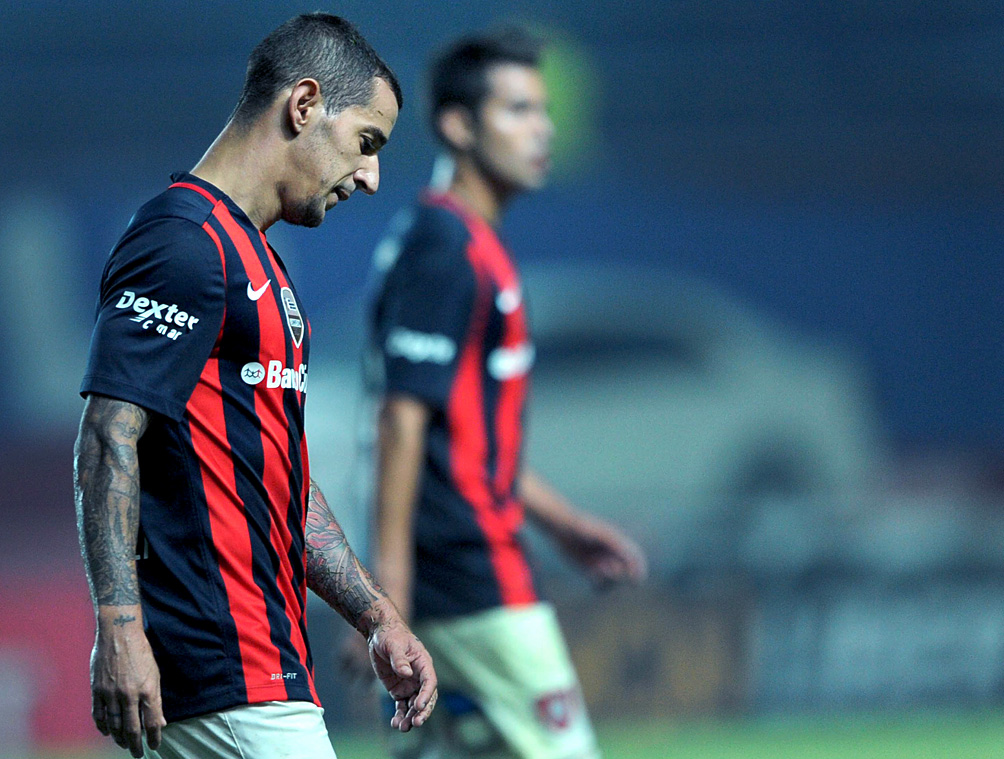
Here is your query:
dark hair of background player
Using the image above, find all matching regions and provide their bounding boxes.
[230,12,403,128]
[428,27,543,143]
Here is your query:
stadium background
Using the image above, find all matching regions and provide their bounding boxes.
[1,1,1003,756]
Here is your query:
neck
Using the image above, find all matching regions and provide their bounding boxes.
[191,120,282,231]
[446,155,514,227]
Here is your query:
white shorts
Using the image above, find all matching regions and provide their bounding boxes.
[145,700,336,759]
[386,603,599,759]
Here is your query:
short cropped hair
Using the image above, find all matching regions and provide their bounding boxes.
[231,13,402,127]
[429,27,543,143]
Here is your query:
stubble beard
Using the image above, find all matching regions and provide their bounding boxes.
[284,194,326,228]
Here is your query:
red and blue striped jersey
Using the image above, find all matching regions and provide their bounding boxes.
[81,173,318,722]
[368,190,539,620]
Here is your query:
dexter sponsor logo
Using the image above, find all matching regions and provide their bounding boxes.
[241,361,308,393]
[115,290,200,341]
[386,327,456,365]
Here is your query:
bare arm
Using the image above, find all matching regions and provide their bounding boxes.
[372,395,431,622]
[305,478,436,731]
[519,468,647,587]
[304,478,388,631]
[74,394,164,757]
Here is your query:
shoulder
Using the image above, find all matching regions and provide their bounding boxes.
[131,183,218,230]
[116,184,223,259]
[101,198,226,294]
[397,200,473,271]
[373,196,479,305]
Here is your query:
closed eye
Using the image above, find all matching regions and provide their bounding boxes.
[361,128,389,156]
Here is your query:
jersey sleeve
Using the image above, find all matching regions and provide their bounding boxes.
[377,233,477,410]
[80,217,226,421]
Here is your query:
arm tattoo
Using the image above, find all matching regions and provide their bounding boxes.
[304,479,385,630]
[74,396,149,608]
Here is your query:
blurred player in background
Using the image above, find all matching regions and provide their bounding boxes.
[74,14,437,759]
[353,28,647,758]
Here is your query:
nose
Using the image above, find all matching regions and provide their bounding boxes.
[533,106,554,145]
[353,156,380,195]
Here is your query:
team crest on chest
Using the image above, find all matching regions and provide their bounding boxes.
[280,287,304,347]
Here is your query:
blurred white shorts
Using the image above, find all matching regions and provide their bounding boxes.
[387,602,599,759]
[144,700,337,759]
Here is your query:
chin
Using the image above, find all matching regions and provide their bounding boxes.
[517,165,550,191]
[285,199,326,228]
[517,174,547,193]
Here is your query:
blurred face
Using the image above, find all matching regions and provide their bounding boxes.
[282,77,399,227]
[470,63,554,193]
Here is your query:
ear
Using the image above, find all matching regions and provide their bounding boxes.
[437,106,476,152]
[286,78,323,135]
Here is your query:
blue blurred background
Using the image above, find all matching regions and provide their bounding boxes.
[1,0,1002,754]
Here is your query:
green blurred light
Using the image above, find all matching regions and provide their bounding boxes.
[538,32,601,178]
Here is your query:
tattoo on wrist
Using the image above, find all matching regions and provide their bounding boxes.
[112,614,137,627]
[304,480,384,629]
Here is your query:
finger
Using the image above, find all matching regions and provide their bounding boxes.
[412,687,438,727]
[120,695,145,758]
[391,699,409,732]
[596,556,621,574]
[107,706,126,748]
[632,549,649,582]
[141,695,165,751]
[388,661,435,730]
[590,559,621,585]
[599,542,645,583]
[410,657,438,723]
[616,551,644,583]
[399,695,425,732]
[398,689,432,731]
[616,536,647,580]
[92,694,110,736]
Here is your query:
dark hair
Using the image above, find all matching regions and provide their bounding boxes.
[429,27,543,143]
[231,13,402,127]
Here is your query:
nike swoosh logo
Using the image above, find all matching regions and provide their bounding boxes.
[247,279,271,301]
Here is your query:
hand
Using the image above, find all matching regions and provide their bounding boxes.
[554,515,647,588]
[367,620,438,732]
[90,610,166,757]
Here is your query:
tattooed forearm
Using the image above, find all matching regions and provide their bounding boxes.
[304,479,386,631]
[74,395,149,609]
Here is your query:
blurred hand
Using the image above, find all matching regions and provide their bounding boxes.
[553,514,647,588]
[90,613,166,758]
[367,620,438,731]
[339,630,376,685]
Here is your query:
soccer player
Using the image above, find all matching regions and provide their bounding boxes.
[74,14,436,759]
[358,29,647,758]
